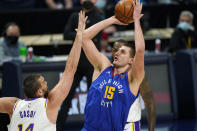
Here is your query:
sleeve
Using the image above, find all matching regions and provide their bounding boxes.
[0,40,7,62]
[168,29,182,53]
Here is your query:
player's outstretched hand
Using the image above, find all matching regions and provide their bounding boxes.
[76,10,88,41]
[133,0,143,21]
[77,11,88,32]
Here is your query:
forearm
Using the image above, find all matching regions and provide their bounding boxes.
[131,19,145,82]
[134,20,145,52]
[65,33,81,73]
[84,17,115,40]
[140,76,156,131]
[53,33,81,103]
[145,101,156,131]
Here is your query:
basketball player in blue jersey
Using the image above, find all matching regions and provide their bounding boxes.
[81,0,145,130]
[112,41,156,131]
[0,11,87,131]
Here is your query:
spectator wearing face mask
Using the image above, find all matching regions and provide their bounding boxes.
[0,22,26,63]
[168,10,197,54]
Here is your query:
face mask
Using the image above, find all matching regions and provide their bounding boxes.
[5,36,19,45]
[82,1,94,10]
[96,0,106,9]
[177,22,194,31]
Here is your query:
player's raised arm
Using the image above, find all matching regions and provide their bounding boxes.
[82,16,126,72]
[0,97,19,117]
[47,11,87,114]
[129,0,145,95]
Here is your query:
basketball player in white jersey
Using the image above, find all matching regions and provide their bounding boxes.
[0,11,87,131]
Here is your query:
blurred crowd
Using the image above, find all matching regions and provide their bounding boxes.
[0,0,197,131]
[0,0,197,62]
[0,0,197,10]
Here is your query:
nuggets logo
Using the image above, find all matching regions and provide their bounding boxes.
[120,74,125,78]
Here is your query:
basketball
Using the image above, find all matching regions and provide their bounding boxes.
[115,0,134,24]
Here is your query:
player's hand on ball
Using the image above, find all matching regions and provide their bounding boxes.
[111,16,128,25]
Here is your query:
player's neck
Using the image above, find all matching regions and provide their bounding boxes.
[114,66,130,75]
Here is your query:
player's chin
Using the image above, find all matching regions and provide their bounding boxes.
[113,61,118,67]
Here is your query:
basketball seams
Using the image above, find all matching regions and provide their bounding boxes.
[126,2,134,17]
[115,0,134,24]
[123,0,126,17]
[122,0,128,24]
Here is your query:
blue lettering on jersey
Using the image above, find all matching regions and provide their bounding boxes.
[19,110,36,118]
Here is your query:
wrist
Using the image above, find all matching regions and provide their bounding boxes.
[134,19,140,23]
[109,16,116,24]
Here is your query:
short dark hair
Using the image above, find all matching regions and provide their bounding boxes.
[112,39,135,58]
[2,22,19,37]
[23,74,42,98]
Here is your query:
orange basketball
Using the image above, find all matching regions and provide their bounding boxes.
[115,0,134,24]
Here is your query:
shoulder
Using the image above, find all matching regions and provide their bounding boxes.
[99,65,113,75]
[0,38,5,46]
[172,28,184,35]
[71,12,79,18]
[7,97,20,106]
[189,30,197,36]
[67,12,79,23]
[2,97,19,104]
[92,66,112,81]
[104,65,113,71]
[34,98,47,103]
[0,97,20,115]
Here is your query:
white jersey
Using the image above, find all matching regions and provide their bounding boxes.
[126,95,142,122]
[8,98,56,131]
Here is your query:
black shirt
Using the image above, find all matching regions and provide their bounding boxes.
[168,28,197,53]
[63,7,103,68]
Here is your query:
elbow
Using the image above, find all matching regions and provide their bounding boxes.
[136,45,145,54]
[145,101,156,116]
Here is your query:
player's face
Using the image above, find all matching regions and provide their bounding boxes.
[113,46,133,67]
[38,76,49,98]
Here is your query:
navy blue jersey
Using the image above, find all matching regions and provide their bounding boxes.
[82,66,139,131]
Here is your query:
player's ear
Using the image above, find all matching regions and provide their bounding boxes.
[36,88,43,97]
[128,57,134,65]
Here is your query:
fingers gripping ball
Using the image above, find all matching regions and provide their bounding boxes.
[115,0,134,24]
